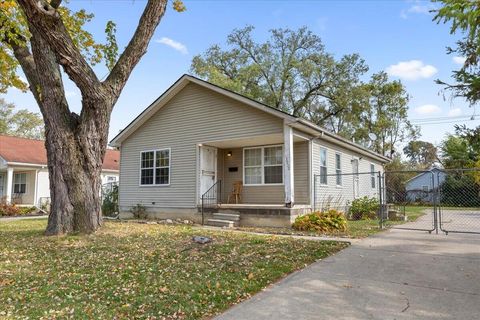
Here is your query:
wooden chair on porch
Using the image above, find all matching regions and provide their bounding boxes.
[227,181,243,204]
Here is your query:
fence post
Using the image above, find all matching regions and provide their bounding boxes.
[378,171,384,229]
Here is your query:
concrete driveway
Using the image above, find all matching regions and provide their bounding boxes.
[216,228,480,320]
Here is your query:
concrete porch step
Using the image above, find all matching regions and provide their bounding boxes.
[213,212,240,221]
[206,218,237,228]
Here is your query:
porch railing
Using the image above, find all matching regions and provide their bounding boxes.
[201,180,222,225]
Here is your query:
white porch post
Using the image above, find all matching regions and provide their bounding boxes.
[283,122,294,207]
[6,167,13,204]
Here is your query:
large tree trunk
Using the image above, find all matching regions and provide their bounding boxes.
[44,99,111,235]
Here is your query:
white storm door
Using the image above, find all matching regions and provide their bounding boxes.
[199,146,217,198]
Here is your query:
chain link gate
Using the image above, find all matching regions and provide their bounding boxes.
[380,168,480,235]
[436,168,480,235]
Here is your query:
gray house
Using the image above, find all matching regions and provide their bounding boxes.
[405,168,446,203]
[110,75,390,227]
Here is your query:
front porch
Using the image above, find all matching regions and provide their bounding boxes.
[198,127,313,227]
[0,167,47,207]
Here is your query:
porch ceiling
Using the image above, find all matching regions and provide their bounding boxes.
[203,133,306,149]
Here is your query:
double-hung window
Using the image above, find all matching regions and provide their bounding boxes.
[140,149,170,186]
[335,153,342,186]
[244,146,283,185]
[370,163,376,188]
[13,173,27,194]
[319,147,327,185]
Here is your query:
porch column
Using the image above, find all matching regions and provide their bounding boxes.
[283,122,294,207]
[6,167,13,204]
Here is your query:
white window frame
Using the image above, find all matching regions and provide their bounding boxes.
[370,163,376,189]
[319,147,328,185]
[422,185,429,192]
[243,145,284,186]
[139,148,171,187]
[335,152,342,187]
[13,172,27,194]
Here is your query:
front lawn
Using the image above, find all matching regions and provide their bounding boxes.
[0,219,346,319]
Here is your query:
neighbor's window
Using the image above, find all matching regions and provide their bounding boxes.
[320,147,327,185]
[13,173,27,194]
[244,146,283,185]
[370,163,376,188]
[335,153,342,186]
[422,185,429,192]
[140,149,170,186]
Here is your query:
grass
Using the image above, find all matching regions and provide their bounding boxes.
[237,219,382,239]
[237,206,435,239]
[0,219,347,319]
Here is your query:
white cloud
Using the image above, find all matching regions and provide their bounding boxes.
[155,37,188,55]
[447,108,462,117]
[400,1,437,19]
[386,60,438,80]
[415,104,441,115]
[452,56,466,65]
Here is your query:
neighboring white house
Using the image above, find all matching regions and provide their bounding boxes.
[405,168,446,203]
[110,74,390,227]
[0,135,120,207]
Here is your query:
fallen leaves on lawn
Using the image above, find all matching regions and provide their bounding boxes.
[0,219,347,319]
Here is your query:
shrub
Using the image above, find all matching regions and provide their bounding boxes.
[18,206,37,215]
[292,209,347,233]
[0,202,21,216]
[130,203,147,219]
[102,185,119,217]
[348,196,380,220]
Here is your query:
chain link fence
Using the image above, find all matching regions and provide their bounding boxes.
[313,168,480,235]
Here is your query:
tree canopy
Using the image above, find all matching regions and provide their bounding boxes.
[191,26,416,156]
[0,98,44,139]
[434,0,480,104]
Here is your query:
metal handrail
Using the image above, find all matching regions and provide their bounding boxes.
[201,180,222,225]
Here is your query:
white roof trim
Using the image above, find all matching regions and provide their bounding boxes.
[109,74,389,163]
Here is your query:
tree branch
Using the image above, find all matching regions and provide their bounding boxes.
[16,0,100,97]
[105,0,167,98]
[50,0,62,9]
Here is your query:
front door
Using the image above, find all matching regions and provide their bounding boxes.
[199,146,217,200]
[352,159,360,198]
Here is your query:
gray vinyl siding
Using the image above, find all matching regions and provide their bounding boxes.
[119,83,283,210]
[293,141,309,204]
[405,169,445,203]
[312,139,384,212]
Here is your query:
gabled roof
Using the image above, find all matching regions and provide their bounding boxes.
[110,74,390,163]
[405,168,444,184]
[0,135,120,171]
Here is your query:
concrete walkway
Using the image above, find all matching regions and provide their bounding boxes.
[216,228,480,320]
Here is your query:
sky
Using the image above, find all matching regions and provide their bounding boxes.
[3,0,480,146]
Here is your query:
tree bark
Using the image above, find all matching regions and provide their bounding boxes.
[44,103,110,235]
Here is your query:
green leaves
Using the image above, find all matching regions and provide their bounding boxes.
[0,98,44,139]
[433,0,480,104]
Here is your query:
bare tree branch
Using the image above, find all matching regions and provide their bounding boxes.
[16,0,100,97]
[105,0,167,98]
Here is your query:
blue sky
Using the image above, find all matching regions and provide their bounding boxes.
[3,0,480,146]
